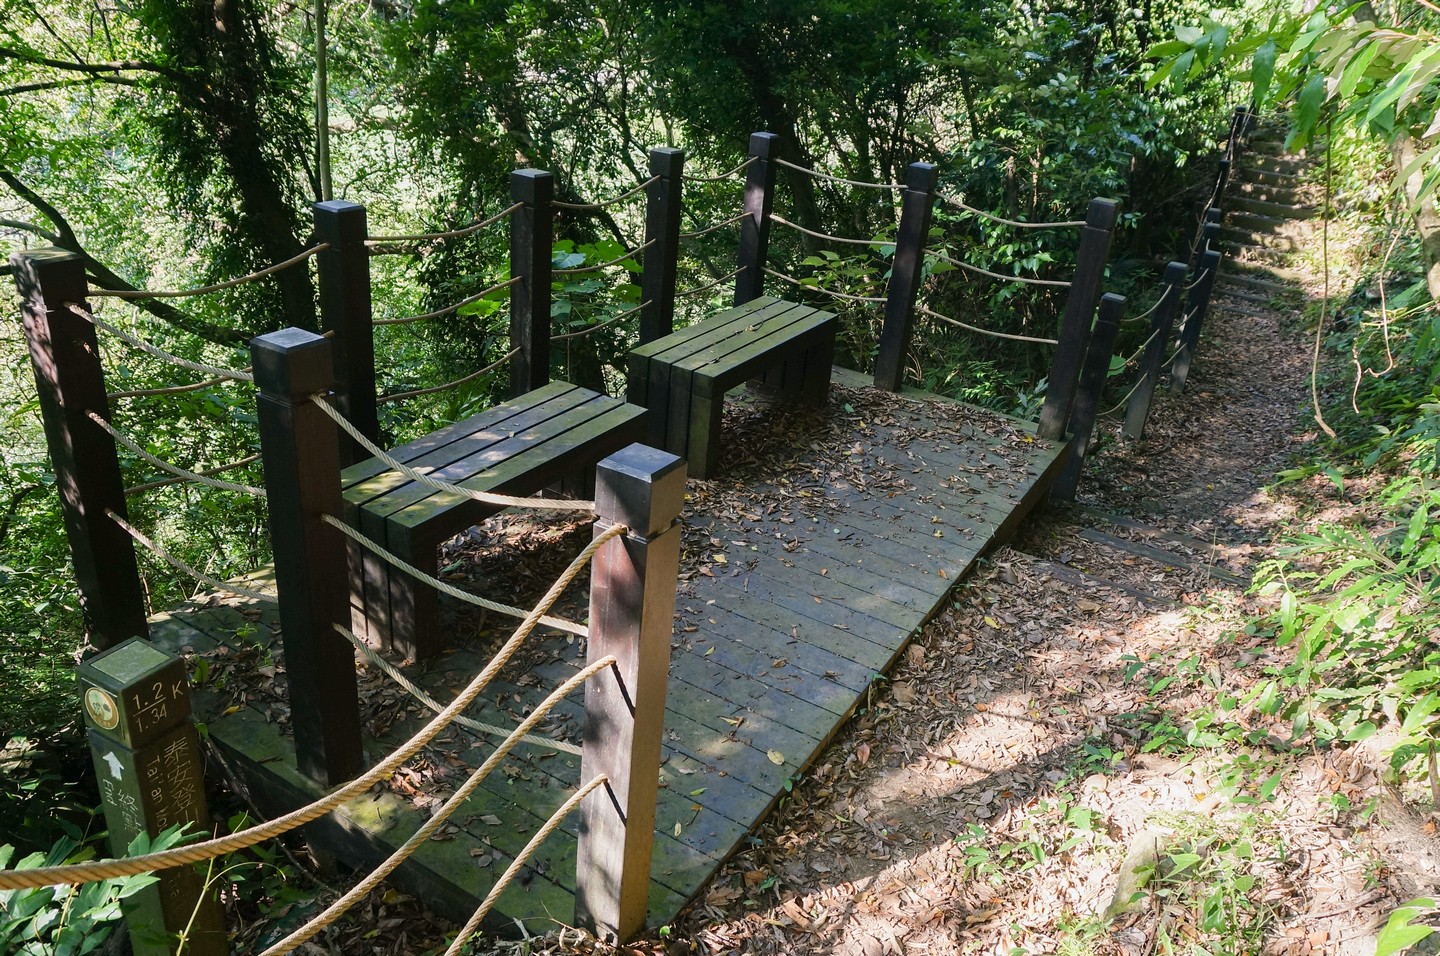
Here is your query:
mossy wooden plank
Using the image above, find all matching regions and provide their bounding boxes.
[668,621,857,722]
[673,598,873,692]
[697,571,904,653]
[763,542,940,613]
[670,609,860,711]
[684,582,895,672]
[664,664,824,764]
[777,525,953,598]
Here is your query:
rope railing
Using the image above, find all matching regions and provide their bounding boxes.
[551,301,649,343]
[442,775,608,956]
[90,246,329,300]
[89,412,266,498]
[376,348,519,405]
[552,176,659,212]
[0,521,623,890]
[769,214,886,248]
[763,267,887,304]
[312,394,595,512]
[108,376,230,401]
[937,193,1086,229]
[373,276,522,327]
[774,158,903,191]
[71,305,254,383]
[106,509,276,603]
[334,622,582,754]
[552,240,655,276]
[676,267,745,299]
[1100,375,1146,418]
[685,157,757,183]
[926,251,1073,288]
[679,213,746,240]
[259,659,615,956]
[125,454,260,497]
[917,303,1059,346]
[366,203,524,246]
[1122,283,1176,324]
[321,514,587,638]
[1184,267,1212,291]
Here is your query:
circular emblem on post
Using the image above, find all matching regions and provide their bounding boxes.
[85,687,120,731]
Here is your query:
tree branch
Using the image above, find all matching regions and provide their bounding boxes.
[0,76,142,97]
[0,217,60,243]
[0,167,250,346]
[0,45,190,85]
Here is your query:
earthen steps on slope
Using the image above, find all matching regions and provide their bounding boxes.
[1238,167,1307,190]
[1224,209,1295,234]
[1229,197,1318,221]
[1243,154,1310,176]
[1214,285,1289,307]
[1217,270,1294,295]
[1234,182,1309,206]
[1221,226,1298,251]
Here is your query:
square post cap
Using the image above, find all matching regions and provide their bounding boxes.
[595,444,686,538]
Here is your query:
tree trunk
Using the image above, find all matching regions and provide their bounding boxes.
[1394,134,1440,300]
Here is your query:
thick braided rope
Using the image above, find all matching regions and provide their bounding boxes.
[768,214,882,247]
[676,267,745,299]
[1184,267,1212,291]
[377,348,520,405]
[311,394,595,512]
[775,158,903,191]
[1101,375,1147,418]
[107,510,276,603]
[937,193,1086,229]
[71,305,254,382]
[552,240,655,276]
[126,454,260,497]
[763,268,887,304]
[321,515,587,637]
[91,245,328,299]
[367,203,523,245]
[334,622,582,754]
[374,277,522,327]
[260,660,615,956]
[685,157,756,183]
[444,775,608,956]
[926,251,1072,288]
[917,304,1059,346]
[1123,283,1176,324]
[551,302,648,343]
[552,177,658,211]
[0,524,622,891]
[90,412,265,498]
[679,213,746,240]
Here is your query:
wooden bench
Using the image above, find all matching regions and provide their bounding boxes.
[626,296,837,478]
[341,380,647,660]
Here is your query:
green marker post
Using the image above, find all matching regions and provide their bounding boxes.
[79,639,227,955]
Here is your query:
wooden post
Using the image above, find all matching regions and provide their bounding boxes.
[79,638,225,955]
[1123,261,1188,440]
[734,132,779,306]
[510,169,555,396]
[1214,159,1231,206]
[1170,247,1222,394]
[315,200,378,467]
[640,148,685,344]
[11,248,148,648]
[575,444,685,942]
[1051,293,1126,501]
[1037,197,1121,440]
[251,328,362,786]
[873,162,939,392]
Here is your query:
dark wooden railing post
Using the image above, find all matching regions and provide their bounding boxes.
[734,132,779,306]
[873,162,939,392]
[1051,293,1126,501]
[1037,197,1121,440]
[1214,159,1232,205]
[1123,261,1188,440]
[1170,247,1223,394]
[11,248,148,648]
[510,169,555,396]
[315,200,378,467]
[640,147,685,344]
[251,328,363,786]
[576,443,685,942]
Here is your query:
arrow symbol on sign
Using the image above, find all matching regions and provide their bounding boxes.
[103,752,124,780]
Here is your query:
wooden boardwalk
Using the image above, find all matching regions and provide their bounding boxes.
[146,368,1066,934]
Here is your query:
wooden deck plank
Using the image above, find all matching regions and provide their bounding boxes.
[168,374,1066,934]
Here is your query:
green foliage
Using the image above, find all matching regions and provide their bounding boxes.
[0,826,194,956]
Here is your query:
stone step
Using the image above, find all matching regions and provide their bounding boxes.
[1072,505,1254,566]
[1225,209,1292,233]
[1233,181,1308,207]
[1074,526,1250,587]
[1221,226,1297,251]
[1243,154,1309,176]
[1226,242,1292,266]
[1010,550,1178,610]
[1218,270,1293,295]
[1225,258,1301,281]
[1215,286,1281,306]
[1229,196,1318,221]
